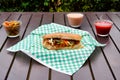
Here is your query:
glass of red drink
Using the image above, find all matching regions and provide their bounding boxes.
[94,20,113,37]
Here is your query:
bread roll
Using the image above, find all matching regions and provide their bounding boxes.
[42,33,83,50]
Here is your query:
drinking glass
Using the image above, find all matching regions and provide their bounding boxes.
[67,13,84,27]
[94,20,113,37]
[3,20,21,38]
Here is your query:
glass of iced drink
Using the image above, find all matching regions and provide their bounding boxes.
[67,13,84,27]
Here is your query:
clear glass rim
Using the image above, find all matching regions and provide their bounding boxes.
[66,12,84,18]
[94,19,113,25]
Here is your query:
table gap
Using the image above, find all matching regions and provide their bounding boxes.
[88,59,95,80]
[0,13,11,28]
[63,14,67,26]
[21,14,33,39]
[40,14,44,26]
[107,14,120,32]
[26,59,33,80]
[101,47,117,80]
[49,69,52,80]
[4,52,17,80]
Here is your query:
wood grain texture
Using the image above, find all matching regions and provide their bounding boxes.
[0,12,120,80]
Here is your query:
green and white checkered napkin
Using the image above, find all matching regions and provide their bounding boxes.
[7,23,105,75]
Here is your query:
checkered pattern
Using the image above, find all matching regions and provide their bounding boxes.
[7,23,105,75]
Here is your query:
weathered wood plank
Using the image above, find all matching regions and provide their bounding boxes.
[0,13,21,80]
[6,13,32,80]
[28,13,49,80]
[86,13,115,80]
[0,12,120,80]
[96,13,120,80]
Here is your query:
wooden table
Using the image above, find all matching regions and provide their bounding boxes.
[0,12,120,80]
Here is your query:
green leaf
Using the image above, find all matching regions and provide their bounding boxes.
[44,2,49,6]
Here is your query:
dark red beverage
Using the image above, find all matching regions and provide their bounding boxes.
[94,20,113,37]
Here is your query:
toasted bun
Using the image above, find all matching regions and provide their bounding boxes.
[43,33,82,41]
[42,33,83,50]
[42,41,83,50]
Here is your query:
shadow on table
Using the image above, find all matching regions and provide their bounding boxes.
[96,35,110,45]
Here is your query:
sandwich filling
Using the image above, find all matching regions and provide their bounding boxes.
[42,33,83,50]
[43,38,80,48]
